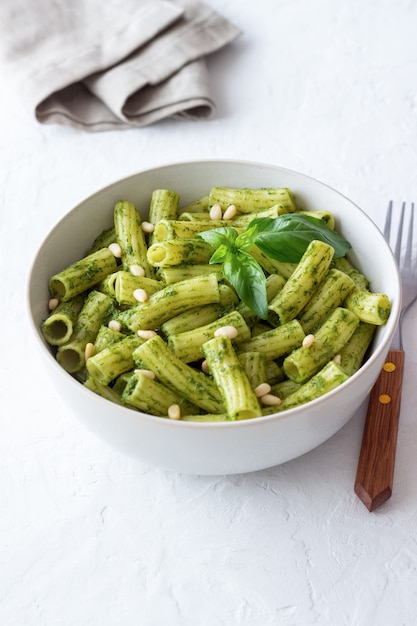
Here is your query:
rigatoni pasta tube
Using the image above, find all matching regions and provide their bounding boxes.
[97,272,118,298]
[233,204,290,224]
[265,360,284,385]
[178,195,209,214]
[339,322,376,376]
[268,239,334,324]
[49,247,117,302]
[168,310,251,363]
[41,295,84,346]
[271,380,301,401]
[120,273,220,332]
[86,334,144,385]
[334,257,369,290]
[89,227,116,253]
[237,319,305,361]
[208,187,296,214]
[238,351,268,389]
[93,324,123,353]
[283,307,359,383]
[147,239,214,267]
[133,336,225,414]
[179,205,287,223]
[345,289,391,325]
[114,201,153,276]
[299,268,355,334]
[298,210,335,230]
[153,219,236,242]
[161,303,222,336]
[148,189,179,224]
[122,372,199,417]
[160,284,238,336]
[278,361,349,411]
[56,291,113,373]
[113,271,162,306]
[201,336,261,420]
[147,189,179,246]
[157,264,224,285]
[180,413,231,422]
[249,245,296,279]
[84,376,124,405]
[178,212,213,222]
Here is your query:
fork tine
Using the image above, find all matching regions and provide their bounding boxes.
[403,202,414,270]
[393,201,406,262]
[383,200,393,241]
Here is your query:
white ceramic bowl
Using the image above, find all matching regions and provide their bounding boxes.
[27,160,401,475]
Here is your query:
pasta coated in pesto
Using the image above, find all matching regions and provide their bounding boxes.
[42,184,391,422]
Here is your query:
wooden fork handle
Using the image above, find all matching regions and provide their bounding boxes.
[354,349,405,511]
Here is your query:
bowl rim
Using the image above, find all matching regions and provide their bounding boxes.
[26,158,402,430]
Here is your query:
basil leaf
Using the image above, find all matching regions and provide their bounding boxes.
[254,214,351,263]
[223,250,268,320]
[235,220,265,251]
[197,227,238,249]
[209,244,230,265]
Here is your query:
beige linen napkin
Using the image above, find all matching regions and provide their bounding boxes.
[0,0,240,130]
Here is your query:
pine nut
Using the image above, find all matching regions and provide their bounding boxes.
[201,360,210,374]
[137,329,157,340]
[254,382,272,398]
[223,204,237,220]
[168,404,181,420]
[260,394,282,406]
[333,354,342,364]
[108,319,122,332]
[48,298,59,311]
[141,221,155,233]
[214,325,238,339]
[109,243,122,258]
[133,288,148,302]
[130,264,145,277]
[210,203,223,220]
[134,368,155,379]
[84,342,95,360]
[302,334,315,348]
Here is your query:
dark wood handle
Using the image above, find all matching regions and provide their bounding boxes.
[354,349,405,511]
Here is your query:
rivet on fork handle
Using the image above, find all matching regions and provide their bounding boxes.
[354,349,404,511]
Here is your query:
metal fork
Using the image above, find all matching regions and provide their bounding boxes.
[355,201,417,511]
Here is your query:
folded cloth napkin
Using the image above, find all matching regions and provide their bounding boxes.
[0,0,240,130]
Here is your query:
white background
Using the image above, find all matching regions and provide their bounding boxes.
[1,1,417,624]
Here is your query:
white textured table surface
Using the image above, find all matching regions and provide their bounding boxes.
[2,1,417,624]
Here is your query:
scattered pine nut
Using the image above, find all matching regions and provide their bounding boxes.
[133,288,148,302]
[333,354,342,364]
[201,360,210,374]
[302,334,315,348]
[84,342,95,360]
[168,404,181,420]
[134,368,155,379]
[130,264,145,277]
[48,298,59,311]
[141,221,155,233]
[214,325,238,339]
[108,319,122,332]
[108,242,122,258]
[260,394,282,406]
[223,204,237,220]
[137,329,157,340]
[210,203,223,220]
[254,382,272,398]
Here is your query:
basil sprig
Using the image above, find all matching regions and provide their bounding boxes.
[197,214,351,320]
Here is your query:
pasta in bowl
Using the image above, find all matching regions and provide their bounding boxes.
[27,160,400,474]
